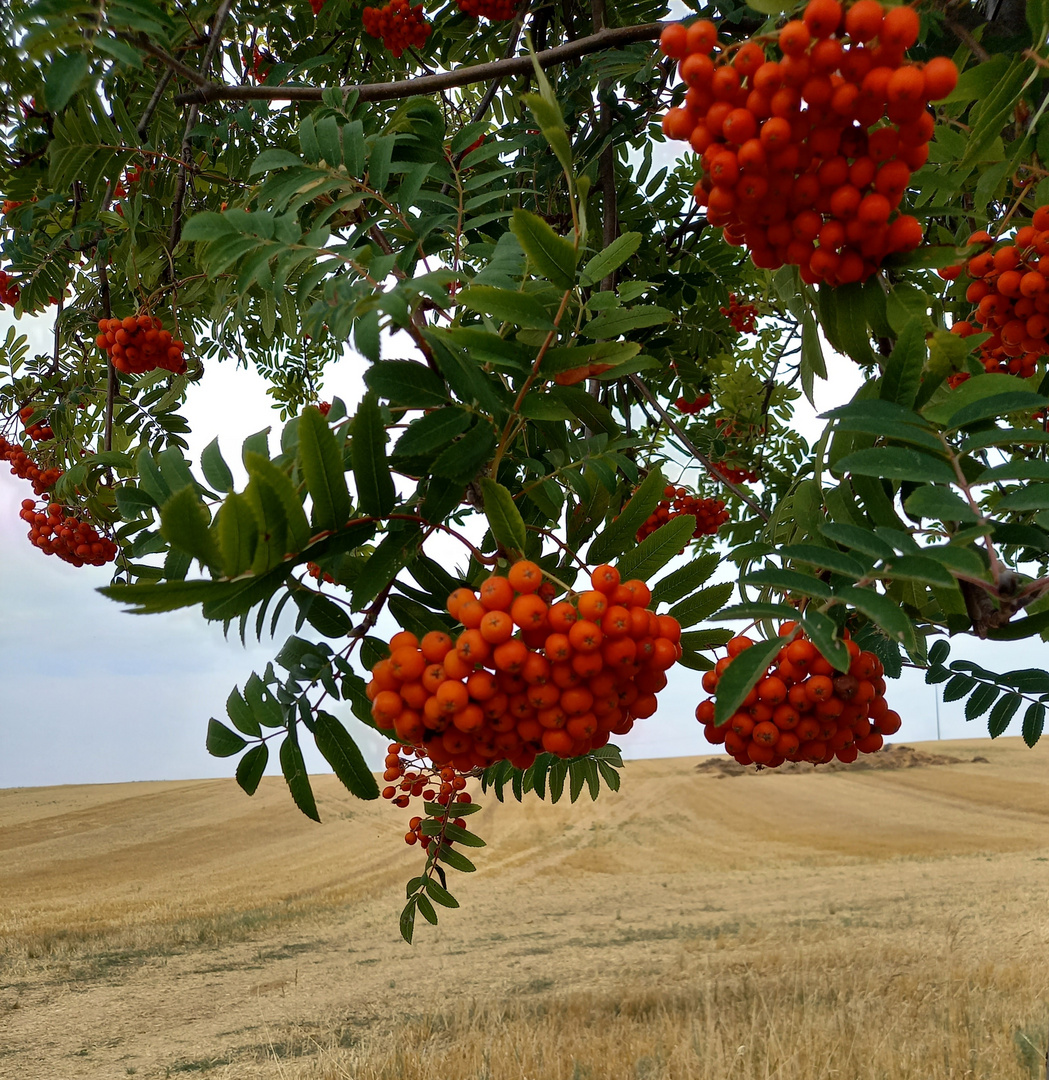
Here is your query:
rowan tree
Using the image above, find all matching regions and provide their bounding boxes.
[2,0,1049,937]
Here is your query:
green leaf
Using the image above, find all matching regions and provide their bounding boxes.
[651,551,719,606]
[431,422,496,484]
[987,692,1021,737]
[459,285,556,330]
[878,555,958,589]
[298,406,351,534]
[799,609,851,672]
[160,487,221,572]
[436,843,476,873]
[351,392,396,518]
[280,732,320,822]
[942,673,977,702]
[581,305,672,339]
[522,91,573,180]
[137,445,172,504]
[115,485,157,519]
[831,585,910,641]
[712,637,788,727]
[743,568,834,600]
[181,212,240,242]
[226,686,262,737]
[314,710,379,799]
[215,492,259,578]
[399,899,417,943]
[292,590,352,637]
[779,543,867,578]
[946,392,1049,431]
[510,208,577,288]
[997,485,1049,512]
[986,610,1049,640]
[922,373,1041,427]
[200,438,235,492]
[364,361,448,408]
[206,718,248,758]
[351,525,422,608]
[928,639,951,667]
[479,477,527,555]
[443,824,486,847]
[615,516,696,581]
[1022,701,1044,746]
[245,452,312,553]
[587,467,664,563]
[818,523,896,561]
[236,744,269,796]
[880,318,927,408]
[392,407,471,458]
[249,148,303,176]
[903,486,979,523]
[669,581,735,628]
[834,447,956,484]
[45,52,89,112]
[423,879,460,908]
[579,232,642,288]
[962,681,999,722]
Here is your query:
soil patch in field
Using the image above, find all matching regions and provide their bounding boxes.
[694,742,987,778]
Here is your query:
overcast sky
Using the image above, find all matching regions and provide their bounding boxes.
[2,297,1045,793]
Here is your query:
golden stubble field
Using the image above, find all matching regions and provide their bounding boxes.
[2,737,1049,1080]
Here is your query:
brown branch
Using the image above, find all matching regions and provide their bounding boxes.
[943,16,992,63]
[99,262,115,453]
[168,0,235,258]
[628,375,771,523]
[174,23,665,106]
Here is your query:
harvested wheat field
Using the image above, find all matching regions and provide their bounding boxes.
[2,737,1049,1080]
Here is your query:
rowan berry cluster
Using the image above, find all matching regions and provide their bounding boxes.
[659,2,958,285]
[310,0,327,13]
[711,461,760,484]
[366,560,681,776]
[1,201,22,215]
[95,315,187,376]
[380,743,475,846]
[306,561,335,584]
[0,269,19,307]
[456,0,517,19]
[696,623,901,767]
[19,406,53,441]
[636,484,728,543]
[362,0,430,58]
[0,435,62,494]
[18,499,117,567]
[943,206,1049,380]
[720,293,757,332]
[675,392,712,413]
[317,401,332,416]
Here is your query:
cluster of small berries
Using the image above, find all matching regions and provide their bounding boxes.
[310,0,327,13]
[636,485,728,543]
[366,560,681,775]
[696,623,901,767]
[19,406,53,441]
[456,0,517,18]
[711,461,760,484]
[0,435,62,494]
[362,0,430,58]
[675,392,712,413]
[18,499,117,567]
[1,201,22,215]
[553,360,616,386]
[317,401,332,416]
[720,293,758,332]
[306,561,336,584]
[249,47,271,83]
[0,269,19,307]
[942,206,1049,381]
[659,2,958,285]
[380,743,475,847]
[95,315,187,376]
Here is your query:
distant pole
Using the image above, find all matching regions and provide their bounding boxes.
[934,686,941,740]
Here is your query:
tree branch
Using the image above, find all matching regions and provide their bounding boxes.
[173,23,665,106]
[628,375,771,522]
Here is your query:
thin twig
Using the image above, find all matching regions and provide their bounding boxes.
[944,16,991,63]
[629,374,771,522]
[136,66,176,141]
[173,23,665,105]
[99,262,115,452]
